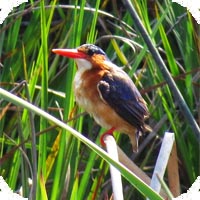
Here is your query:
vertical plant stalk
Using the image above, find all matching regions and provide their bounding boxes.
[37,1,48,199]
[148,132,175,199]
[167,142,180,197]
[104,135,124,200]
[24,82,37,200]
[123,0,200,141]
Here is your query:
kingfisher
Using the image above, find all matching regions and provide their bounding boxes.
[52,44,151,151]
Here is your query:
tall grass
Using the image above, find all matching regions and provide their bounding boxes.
[0,1,199,199]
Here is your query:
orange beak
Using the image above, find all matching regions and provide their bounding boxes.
[52,49,86,59]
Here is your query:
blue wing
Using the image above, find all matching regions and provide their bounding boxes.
[97,71,148,133]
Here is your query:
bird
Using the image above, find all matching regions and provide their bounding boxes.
[52,44,151,151]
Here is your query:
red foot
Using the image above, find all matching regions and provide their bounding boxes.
[100,127,116,147]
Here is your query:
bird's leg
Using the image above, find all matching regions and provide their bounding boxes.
[100,127,116,147]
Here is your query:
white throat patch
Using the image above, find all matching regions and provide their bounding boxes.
[75,58,92,71]
[74,59,92,92]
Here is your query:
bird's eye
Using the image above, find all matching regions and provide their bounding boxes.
[87,49,94,56]
[79,44,106,56]
[87,46,105,56]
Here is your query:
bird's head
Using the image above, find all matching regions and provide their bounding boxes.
[52,44,109,70]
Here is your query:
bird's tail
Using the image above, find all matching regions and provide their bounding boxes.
[129,124,152,152]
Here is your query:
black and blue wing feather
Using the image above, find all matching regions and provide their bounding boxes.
[97,71,148,133]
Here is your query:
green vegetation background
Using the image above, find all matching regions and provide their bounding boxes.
[0,0,199,199]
